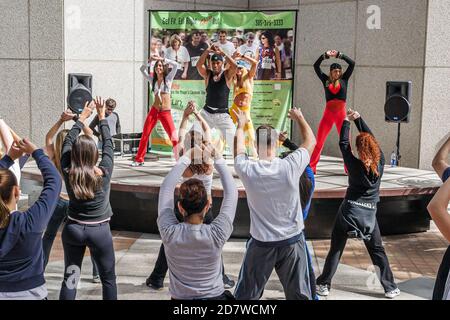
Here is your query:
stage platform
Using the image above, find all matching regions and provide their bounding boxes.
[21,155,442,239]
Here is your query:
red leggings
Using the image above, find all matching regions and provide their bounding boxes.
[310,100,347,173]
[135,107,178,163]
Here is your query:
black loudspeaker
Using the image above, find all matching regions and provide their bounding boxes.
[67,74,93,114]
[384,81,411,123]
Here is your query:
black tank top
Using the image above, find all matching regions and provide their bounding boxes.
[204,71,230,112]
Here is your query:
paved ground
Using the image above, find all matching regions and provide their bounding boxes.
[44,221,448,300]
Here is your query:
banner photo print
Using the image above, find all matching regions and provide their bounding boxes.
[148,10,296,155]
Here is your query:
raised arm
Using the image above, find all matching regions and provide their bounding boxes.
[210,156,238,247]
[23,147,62,232]
[338,52,355,80]
[288,108,316,157]
[140,61,153,83]
[339,118,358,166]
[239,54,258,79]
[196,46,211,79]
[157,155,191,242]
[61,102,94,171]
[313,52,329,83]
[354,116,373,136]
[193,107,211,142]
[233,109,248,158]
[432,135,450,180]
[45,111,76,147]
[427,178,450,242]
[88,115,101,137]
[164,57,179,83]
[94,97,114,174]
[0,119,14,153]
[177,104,194,152]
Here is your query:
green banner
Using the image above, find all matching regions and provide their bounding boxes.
[148,11,296,155]
[150,80,292,154]
[151,11,295,30]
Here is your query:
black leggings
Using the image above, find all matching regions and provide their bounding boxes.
[59,220,117,300]
[316,208,397,292]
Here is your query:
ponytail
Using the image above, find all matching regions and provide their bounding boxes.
[0,169,18,228]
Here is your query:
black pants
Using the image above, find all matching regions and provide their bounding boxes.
[234,235,311,300]
[148,209,228,287]
[316,210,397,292]
[433,245,450,300]
[59,220,117,300]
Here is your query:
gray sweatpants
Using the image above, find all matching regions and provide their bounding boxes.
[234,234,312,300]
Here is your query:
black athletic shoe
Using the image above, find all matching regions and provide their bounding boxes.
[145,276,163,291]
[223,274,235,289]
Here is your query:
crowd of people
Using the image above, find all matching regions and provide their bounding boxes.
[150,29,294,81]
[0,44,449,301]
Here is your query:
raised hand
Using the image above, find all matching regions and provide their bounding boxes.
[150,54,162,62]
[61,110,76,122]
[232,51,242,59]
[347,108,361,121]
[7,141,25,160]
[79,100,95,121]
[183,101,196,119]
[232,109,249,128]
[287,107,304,122]
[17,138,38,155]
[94,96,106,120]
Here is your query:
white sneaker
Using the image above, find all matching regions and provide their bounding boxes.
[385,288,400,299]
[316,284,329,296]
[130,161,144,167]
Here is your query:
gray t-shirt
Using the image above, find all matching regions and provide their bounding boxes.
[234,148,310,242]
[157,156,238,300]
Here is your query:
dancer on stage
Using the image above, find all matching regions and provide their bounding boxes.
[430,135,450,300]
[196,44,238,153]
[230,52,258,156]
[145,102,235,290]
[132,54,179,166]
[310,50,355,173]
[316,109,400,299]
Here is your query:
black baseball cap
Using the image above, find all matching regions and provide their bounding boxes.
[330,63,342,71]
[211,54,224,62]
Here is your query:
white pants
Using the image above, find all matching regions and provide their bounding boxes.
[200,109,236,151]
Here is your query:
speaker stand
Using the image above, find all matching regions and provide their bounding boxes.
[396,123,402,165]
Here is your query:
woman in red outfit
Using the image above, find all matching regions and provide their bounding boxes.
[132,55,179,166]
[310,50,355,173]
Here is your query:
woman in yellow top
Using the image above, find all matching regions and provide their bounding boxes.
[230,52,258,156]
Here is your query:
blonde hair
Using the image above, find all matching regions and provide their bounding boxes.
[53,129,69,175]
[170,34,182,47]
[0,169,18,228]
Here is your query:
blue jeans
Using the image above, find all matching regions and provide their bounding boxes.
[42,197,99,277]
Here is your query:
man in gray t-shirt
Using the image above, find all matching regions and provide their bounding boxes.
[89,98,121,138]
[233,107,316,300]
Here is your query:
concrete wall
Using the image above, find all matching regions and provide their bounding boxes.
[420,0,450,169]
[0,0,64,143]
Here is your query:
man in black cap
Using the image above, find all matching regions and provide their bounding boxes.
[196,44,238,153]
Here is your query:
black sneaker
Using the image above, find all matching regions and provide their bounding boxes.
[145,276,163,291]
[223,274,235,289]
